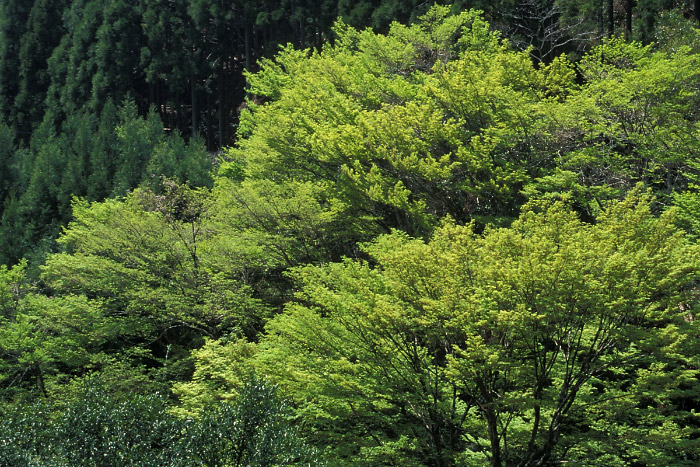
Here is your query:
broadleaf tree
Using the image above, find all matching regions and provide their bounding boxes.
[254,188,699,466]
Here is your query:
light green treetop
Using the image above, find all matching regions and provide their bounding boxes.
[252,188,699,466]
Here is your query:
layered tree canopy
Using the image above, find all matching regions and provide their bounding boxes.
[255,189,699,465]
[1,4,700,467]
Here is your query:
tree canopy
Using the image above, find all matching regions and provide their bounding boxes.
[1,4,700,466]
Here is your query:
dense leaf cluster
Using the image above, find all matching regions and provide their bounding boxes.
[0,377,319,466]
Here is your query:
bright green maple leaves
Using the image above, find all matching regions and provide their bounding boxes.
[257,189,699,466]
[229,6,573,235]
[0,182,269,398]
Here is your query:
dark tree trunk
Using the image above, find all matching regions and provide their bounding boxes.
[36,364,47,398]
[253,22,259,54]
[696,0,700,22]
[206,89,213,150]
[486,408,502,467]
[245,23,251,98]
[245,23,251,73]
[191,77,197,139]
[608,0,614,36]
[625,0,633,39]
[217,62,224,148]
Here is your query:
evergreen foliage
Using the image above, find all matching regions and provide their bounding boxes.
[0,377,318,466]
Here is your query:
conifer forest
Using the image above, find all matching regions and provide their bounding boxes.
[1,1,700,465]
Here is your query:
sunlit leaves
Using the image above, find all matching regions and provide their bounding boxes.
[236,6,571,235]
[256,190,699,465]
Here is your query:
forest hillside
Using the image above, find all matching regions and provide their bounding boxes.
[1,1,700,466]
